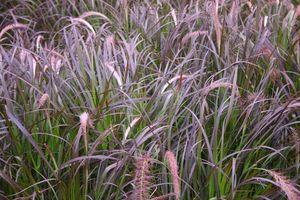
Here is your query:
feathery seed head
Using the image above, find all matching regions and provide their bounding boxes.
[80,112,89,130]
[38,93,49,108]
[268,170,300,200]
[133,155,152,200]
[165,151,180,200]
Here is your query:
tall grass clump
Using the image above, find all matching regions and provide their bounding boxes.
[1,0,300,199]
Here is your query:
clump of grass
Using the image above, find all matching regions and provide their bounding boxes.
[0,0,300,199]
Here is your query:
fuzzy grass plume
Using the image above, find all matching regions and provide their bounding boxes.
[268,170,300,200]
[133,155,152,200]
[37,93,49,109]
[165,151,180,200]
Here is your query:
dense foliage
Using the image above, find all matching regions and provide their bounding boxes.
[0,0,300,199]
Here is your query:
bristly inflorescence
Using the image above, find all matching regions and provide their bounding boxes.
[268,170,300,200]
[165,151,180,200]
[133,155,152,200]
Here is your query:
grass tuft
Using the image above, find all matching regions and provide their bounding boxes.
[0,0,300,199]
